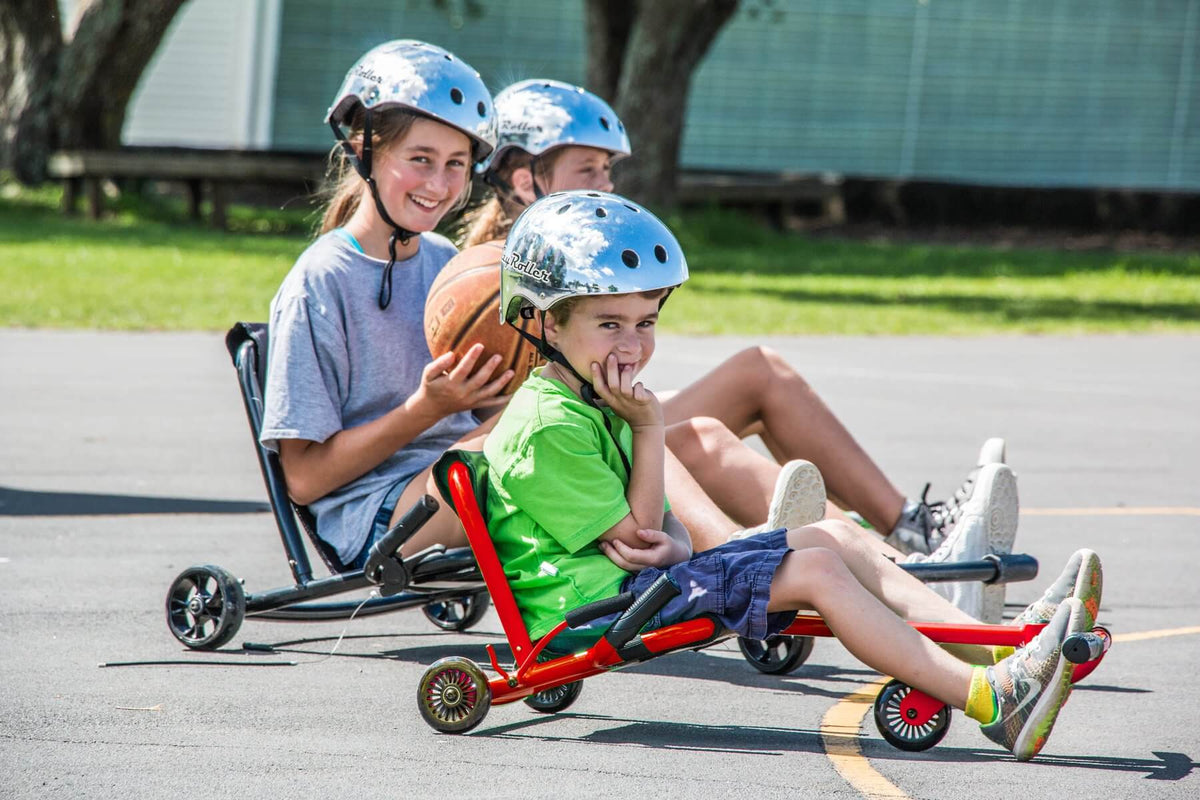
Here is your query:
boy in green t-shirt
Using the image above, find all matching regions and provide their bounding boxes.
[483,190,1103,762]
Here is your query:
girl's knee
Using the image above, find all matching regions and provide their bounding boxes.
[668,415,740,460]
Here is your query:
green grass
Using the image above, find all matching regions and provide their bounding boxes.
[3,180,1199,333]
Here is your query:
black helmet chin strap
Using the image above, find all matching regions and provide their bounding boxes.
[330,110,418,310]
[509,308,632,476]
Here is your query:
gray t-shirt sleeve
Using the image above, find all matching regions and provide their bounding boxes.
[261,293,347,452]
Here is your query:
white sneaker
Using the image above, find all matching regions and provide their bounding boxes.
[729,460,826,540]
[905,462,1019,622]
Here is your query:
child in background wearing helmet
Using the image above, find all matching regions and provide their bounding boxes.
[484,190,1105,762]
[461,80,1016,622]
[260,41,513,569]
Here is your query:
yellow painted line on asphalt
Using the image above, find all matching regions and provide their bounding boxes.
[820,625,1200,799]
[820,678,907,800]
[1023,507,1200,516]
[1112,626,1200,643]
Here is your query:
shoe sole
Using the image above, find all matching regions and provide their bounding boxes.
[976,464,1019,623]
[767,460,827,530]
[1072,548,1103,632]
[1012,599,1085,760]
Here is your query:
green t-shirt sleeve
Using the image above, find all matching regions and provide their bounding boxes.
[504,422,632,554]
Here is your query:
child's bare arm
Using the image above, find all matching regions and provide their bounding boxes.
[599,511,692,571]
[590,353,666,532]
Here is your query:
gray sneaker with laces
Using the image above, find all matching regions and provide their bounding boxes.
[905,462,1019,622]
[884,438,1008,557]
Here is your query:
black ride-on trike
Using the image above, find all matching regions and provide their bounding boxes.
[163,322,488,651]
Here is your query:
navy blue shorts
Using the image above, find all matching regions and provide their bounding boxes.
[544,528,797,653]
[348,478,412,571]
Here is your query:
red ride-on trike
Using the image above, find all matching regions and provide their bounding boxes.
[417,450,1111,752]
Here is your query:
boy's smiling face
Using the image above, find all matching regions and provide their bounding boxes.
[544,292,661,389]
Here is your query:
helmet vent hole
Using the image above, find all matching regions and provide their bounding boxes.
[443,53,452,61]
[599,117,610,130]
[556,204,572,214]
[587,192,601,197]
[654,244,668,263]
[623,204,641,213]
[450,87,464,105]
[477,101,487,117]
[595,207,607,218]
[618,122,625,133]
[621,249,640,268]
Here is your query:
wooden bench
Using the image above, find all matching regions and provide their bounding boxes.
[47,148,326,230]
[677,170,845,226]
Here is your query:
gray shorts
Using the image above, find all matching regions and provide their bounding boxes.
[545,528,797,653]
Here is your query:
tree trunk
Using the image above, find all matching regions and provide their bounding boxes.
[0,0,187,184]
[57,0,188,150]
[587,0,739,209]
[584,0,634,104]
[0,0,63,183]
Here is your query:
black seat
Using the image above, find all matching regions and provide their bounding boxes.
[225,321,351,578]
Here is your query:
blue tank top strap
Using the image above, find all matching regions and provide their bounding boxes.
[332,227,365,253]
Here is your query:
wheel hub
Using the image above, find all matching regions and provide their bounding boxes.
[441,684,464,706]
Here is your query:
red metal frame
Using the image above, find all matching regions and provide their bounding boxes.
[443,460,1108,712]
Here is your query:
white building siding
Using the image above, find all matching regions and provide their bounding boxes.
[57,0,280,149]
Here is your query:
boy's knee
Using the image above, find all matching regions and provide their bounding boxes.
[785,545,852,587]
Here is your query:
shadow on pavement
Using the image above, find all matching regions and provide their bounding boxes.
[0,485,269,516]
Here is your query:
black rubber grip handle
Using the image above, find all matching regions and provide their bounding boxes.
[604,573,680,651]
[364,494,439,581]
[565,592,635,629]
[1062,631,1107,664]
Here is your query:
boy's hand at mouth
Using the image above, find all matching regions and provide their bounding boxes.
[591,353,663,429]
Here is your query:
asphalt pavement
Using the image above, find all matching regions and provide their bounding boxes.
[1,330,1198,798]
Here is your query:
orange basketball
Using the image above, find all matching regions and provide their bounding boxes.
[425,242,544,395]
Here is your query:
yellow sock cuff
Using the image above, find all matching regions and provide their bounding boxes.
[993,645,1015,664]
[966,666,998,724]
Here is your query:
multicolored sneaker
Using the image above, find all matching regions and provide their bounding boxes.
[981,597,1087,761]
[905,462,1020,622]
[729,460,826,540]
[1013,549,1103,632]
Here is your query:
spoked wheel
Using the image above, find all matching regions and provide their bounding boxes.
[737,635,814,674]
[418,657,492,733]
[165,565,245,650]
[524,681,583,714]
[422,592,489,631]
[873,679,952,752]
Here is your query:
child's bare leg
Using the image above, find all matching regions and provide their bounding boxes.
[768,547,972,708]
[666,416,777,526]
[786,520,977,624]
[668,416,901,556]
[663,446,739,551]
[392,423,498,556]
[661,346,906,532]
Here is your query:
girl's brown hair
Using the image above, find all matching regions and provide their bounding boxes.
[462,148,564,247]
[317,107,474,236]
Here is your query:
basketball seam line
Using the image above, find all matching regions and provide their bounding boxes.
[449,288,503,353]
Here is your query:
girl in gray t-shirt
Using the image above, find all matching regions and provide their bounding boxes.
[260,41,511,566]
